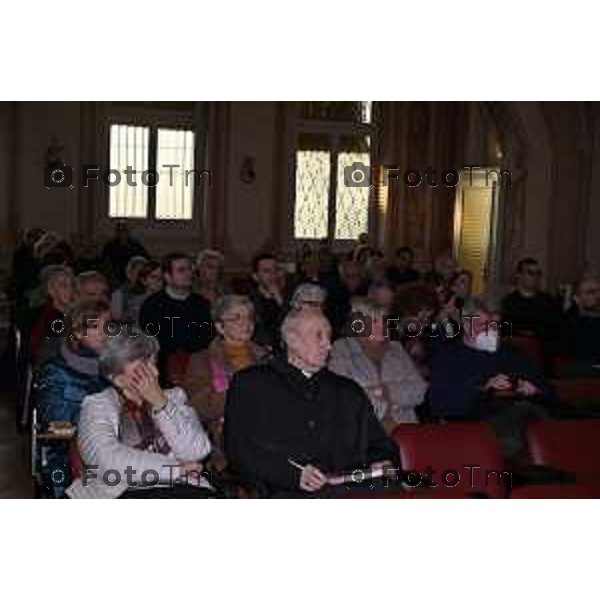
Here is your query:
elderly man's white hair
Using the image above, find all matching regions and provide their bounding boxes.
[290,283,326,309]
[280,308,329,345]
[461,294,501,317]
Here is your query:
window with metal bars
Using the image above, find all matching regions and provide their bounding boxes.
[108,124,195,221]
[293,102,373,241]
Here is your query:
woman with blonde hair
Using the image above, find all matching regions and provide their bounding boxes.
[195,249,225,307]
[183,294,268,469]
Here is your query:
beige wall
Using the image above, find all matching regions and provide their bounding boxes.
[224,101,279,262]
[1,101,598,287]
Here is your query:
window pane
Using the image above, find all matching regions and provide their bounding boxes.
[335,151,370,240]
[361,101,372,124]
[156,129,195,220]
[109,124,149,218]
[294,151,330,239]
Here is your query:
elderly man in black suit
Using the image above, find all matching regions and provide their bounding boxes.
[224,309,399,497]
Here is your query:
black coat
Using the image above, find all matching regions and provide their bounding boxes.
[224,356,399,497]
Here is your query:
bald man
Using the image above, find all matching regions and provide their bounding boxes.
[224,310,399,497]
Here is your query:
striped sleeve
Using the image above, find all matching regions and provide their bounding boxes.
[77,390,182,485]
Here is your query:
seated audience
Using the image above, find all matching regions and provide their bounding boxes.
[249,252,287,351]
[34,231,74,270]
[294,253,321,286]
[368,281,396,316]
[71,239,103,274]
[290,283,326,312]
[195,249,225,307]
[327,259,368,336]
[139,259,163,295]
[30,265,76,365]
[111,256,150,323]
[77,270,110,302]
[561,275,600,376]
[395,283,442,376]
[184,295,268,469]
[501,258,562,343]
[428,295,557,458]
[34,299,111,497]
[352,232,375,263]
[386,246,420,286]
[66,330,213,499]
[9,227,45,307]
[425,251,457,287]
[329,298,427,430]
[101,222,149,285]
[365,252,387,285]
[224,309,399,497]
[36,298,111,425]
[139,252,213,384]
[448,269,473,312]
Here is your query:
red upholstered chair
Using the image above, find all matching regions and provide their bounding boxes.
[68,440,83,481]
[166,351,192,387]
[506,334,545,371]
[343,491,411,499]
[391,422,509,499]
[510,484,600,499]
[526,420,600,483]
[549,379,600,408]
[409,488,481,499]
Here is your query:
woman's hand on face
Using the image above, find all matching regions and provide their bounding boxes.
[113,373,144,405]
[129,361,166,409]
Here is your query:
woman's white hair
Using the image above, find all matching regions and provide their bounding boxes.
[99,328,159,378]
[211,294,254,323]
[350,296,384,321]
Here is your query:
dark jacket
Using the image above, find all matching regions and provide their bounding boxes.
[501,289,562,341]
[386,266,420,286]
[224,356,399,497]
[428,342,555,419]
[249,289,287,351]
[139,289,213,384]
[561,313,600,363]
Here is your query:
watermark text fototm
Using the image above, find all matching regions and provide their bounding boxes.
[78,465,212,488]
[45,315,213,340]
[44,163,212,189]
[346,464,513,491]
[345,311,512,340]
[343,163,511,189]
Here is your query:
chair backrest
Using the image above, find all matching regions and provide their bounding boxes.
[510,484,600,499]
[166,351,192,387]
[526,420,600,483]
[392,422,509,498]
[506,335,544,370]
[549,379,600,407]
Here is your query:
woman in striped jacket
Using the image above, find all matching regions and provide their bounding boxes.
[67,329,213,499]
